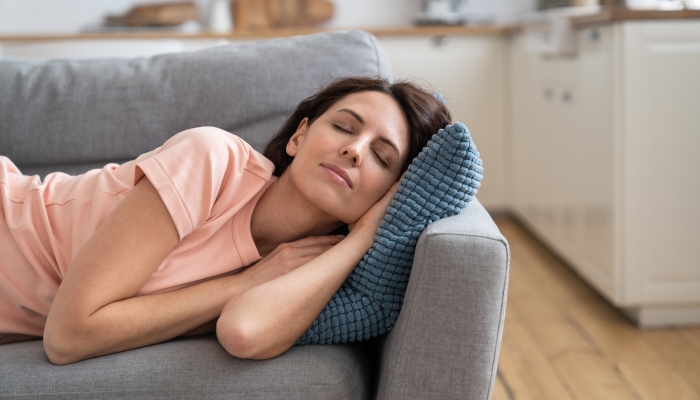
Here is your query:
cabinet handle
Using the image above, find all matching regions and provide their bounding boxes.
[562,91,573,103]
[589,28,600,42]
[433,35,453,48]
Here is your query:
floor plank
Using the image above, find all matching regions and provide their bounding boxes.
[507,270,641,399]
[681,330,700,352]
[493,217,700,400]
[492,371,514,400]
[498,221,599,304]
[641,329,700,392]
[567,299,700,400]
[497,305,576,400]
[505,223,641,400]
[692,328,700,341]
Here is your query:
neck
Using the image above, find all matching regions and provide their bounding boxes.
[250,173,344,258]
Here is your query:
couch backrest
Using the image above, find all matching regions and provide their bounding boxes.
[0,30,392,178]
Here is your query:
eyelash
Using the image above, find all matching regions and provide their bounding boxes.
[333,124,389,168]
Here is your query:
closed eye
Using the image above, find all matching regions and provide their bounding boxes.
[374,151,389,167]
[333,124,351,133]
[334,124,389,168]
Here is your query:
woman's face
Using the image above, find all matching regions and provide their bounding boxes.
[285,91,410,224]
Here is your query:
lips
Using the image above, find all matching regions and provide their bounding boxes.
[321,163,353,188]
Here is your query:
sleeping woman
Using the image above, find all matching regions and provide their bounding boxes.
[0,76,451,365]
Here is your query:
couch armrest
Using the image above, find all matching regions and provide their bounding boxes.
[374,198,510,400]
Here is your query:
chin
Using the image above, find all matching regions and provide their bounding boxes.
[322,190,369,225]
[292,165,369,224]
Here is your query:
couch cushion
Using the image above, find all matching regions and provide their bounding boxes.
[0,335,371,399]
[0,30,392,175]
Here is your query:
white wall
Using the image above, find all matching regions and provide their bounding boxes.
[0,0,426,34]
[0,0,164,34]
[0,0,537,34]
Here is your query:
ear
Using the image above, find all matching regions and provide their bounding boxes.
[286,117,309,157]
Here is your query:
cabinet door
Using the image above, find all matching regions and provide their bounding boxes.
[377,35,507,210]
[509,34,543,223]
[622,20,700,305]
[575,25,616,295]
[510,25,617,301]
[548,79,579,249]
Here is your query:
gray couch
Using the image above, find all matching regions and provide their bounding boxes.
[0,30,510,400]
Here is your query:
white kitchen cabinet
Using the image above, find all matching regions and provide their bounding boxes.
[621,21,700,320]
[510,20,700,327]
[378,35,509,211]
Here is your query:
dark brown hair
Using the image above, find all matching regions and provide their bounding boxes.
[263,76,452,177]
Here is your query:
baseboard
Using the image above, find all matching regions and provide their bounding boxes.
[622,305,700,328]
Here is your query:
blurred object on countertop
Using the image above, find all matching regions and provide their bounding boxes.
[539,0,607,8]
[104,1,200,27]
[81,21,202,34]
[233,0,333,32]
[538,0,576,9]
[208,0,233,32]
[624,0,700,9]
[415,0,467,25]
[522,4,602,55]
[455,0,539,25]
[625,0,683,9]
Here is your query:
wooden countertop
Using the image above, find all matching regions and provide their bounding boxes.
[572,7,700,26]
[505,7,700,33]
[0,25,513,42]
[1,8,698,42]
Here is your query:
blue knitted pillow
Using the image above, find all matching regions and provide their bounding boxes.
[295,122,483,345]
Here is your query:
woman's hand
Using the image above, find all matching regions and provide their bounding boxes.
[237,235,344,290]
[217,176,406,359]
[347,173,404,238]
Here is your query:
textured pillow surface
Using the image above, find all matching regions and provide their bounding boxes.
[295,122,484,345]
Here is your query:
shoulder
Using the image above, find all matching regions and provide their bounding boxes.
[161,126,275,180]
[165,126,251,158]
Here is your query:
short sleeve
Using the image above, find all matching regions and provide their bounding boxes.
[133,127,252,241]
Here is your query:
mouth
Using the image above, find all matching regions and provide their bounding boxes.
[321,163,353,188]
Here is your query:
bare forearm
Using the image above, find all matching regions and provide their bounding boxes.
[217,229,373,359]
[46,272,250,364]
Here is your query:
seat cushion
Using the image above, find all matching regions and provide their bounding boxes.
[0,335,371,399]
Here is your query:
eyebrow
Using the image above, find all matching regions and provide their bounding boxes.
[337,108,402,160]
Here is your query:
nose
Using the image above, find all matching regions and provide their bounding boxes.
[341,138,365,166]
[341,147,359,165]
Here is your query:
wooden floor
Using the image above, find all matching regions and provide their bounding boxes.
[491,217,700,400]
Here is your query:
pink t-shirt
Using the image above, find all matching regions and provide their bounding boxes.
[0,127,277,337]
